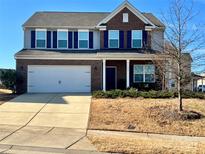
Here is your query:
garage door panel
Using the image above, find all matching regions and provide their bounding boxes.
[28,65,91,93]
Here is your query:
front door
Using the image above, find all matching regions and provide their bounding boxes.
[106,67,117,90]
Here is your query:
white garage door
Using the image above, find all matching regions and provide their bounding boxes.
[28,65,91,93]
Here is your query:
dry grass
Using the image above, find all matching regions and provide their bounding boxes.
[88,134,205,154]
[89,98,205,136]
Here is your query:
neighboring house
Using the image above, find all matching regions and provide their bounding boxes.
[197,73,205,91]
[191,73,204,92]
[15,1,181,93]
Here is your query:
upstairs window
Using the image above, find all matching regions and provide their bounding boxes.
[78,31,89,49]
[109,30,119,48]
[134,65,155,83]
[36,29,46,48]
[132,30,142,48]
[57,30,68,48]
[123,13,128,23]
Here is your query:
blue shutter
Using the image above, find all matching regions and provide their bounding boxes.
[53,31,57,48]
[119,31,124,48]
[127,31,132,48]
[89,31,93,49]
[31,30,35,48]
[47,31,51,48]
[143,30,147,48]
[104,31,108,49]
[68,31,73,48]
[74,31,78,48]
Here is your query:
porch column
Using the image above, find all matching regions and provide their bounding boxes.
[103,59,106,91]
[126,60,130,88]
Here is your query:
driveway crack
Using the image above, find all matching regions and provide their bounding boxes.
[1,145,13,153]
[65,135,86,150]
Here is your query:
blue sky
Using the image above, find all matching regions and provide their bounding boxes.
[0,0,205,72]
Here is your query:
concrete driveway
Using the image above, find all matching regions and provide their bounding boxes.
[0,93,98,153]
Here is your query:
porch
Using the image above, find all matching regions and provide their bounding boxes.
[102,60,163,91]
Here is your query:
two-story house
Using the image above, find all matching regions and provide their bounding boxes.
[15,1,167,93]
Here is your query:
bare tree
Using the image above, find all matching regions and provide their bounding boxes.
[153,0,205,111]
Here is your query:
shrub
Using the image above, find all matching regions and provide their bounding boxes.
[0,69,16,93]
[181,90,205,99]
[92,89,205,99]
[157,91,175,98]
[92,91,106,98]
[127,88,138,97]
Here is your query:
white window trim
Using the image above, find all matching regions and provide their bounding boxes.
[133,64,155,83]
[78,30,89,49]
[131,30,142,48]
[35,29,47,49]
[123,13,128,23]
[108,30,119,48]
[57,29,68,49]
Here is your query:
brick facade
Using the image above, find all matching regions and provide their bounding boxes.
[100,7,151,49]
[16,59,163,93]
[16,59,103,93]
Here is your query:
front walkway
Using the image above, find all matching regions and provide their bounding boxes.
[0,93,103,153]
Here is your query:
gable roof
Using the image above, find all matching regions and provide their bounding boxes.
[23,12,164,29]
[23,1,165,29]
[97,1,156,28]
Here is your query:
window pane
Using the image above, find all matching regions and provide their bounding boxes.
[109,31,119,39]
[79,40,88,48]
[79,32,88,40]
[145,74,155,82]
[37,31,46,39]
[145,65,155,74]
[134,65,143,74]
[134,74,143,82]
[58,40,67,48]
[109,39,118,48]
[37,40,45,48]
[133,40,142,48]
[58,31,67,40]
[132,30,142,39]
[123,13,128,23]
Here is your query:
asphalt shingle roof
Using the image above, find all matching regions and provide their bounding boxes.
[23,12,110,28]
[23,12,165,28]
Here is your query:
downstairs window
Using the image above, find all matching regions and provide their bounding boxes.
[133,65,155,83]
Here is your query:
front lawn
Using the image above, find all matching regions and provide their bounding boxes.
[89,98,205,136]
[88,132,205,154]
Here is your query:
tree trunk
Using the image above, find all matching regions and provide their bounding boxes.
[178,89,183,111]
[177,61,183,111]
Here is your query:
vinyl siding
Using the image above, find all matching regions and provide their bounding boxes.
[151,29,164,51]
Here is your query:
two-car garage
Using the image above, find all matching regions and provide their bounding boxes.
[27,65,91,93]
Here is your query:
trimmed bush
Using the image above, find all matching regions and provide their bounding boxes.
[181,90,205,99]
[92,88,205,99]
[127,88,138,98]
